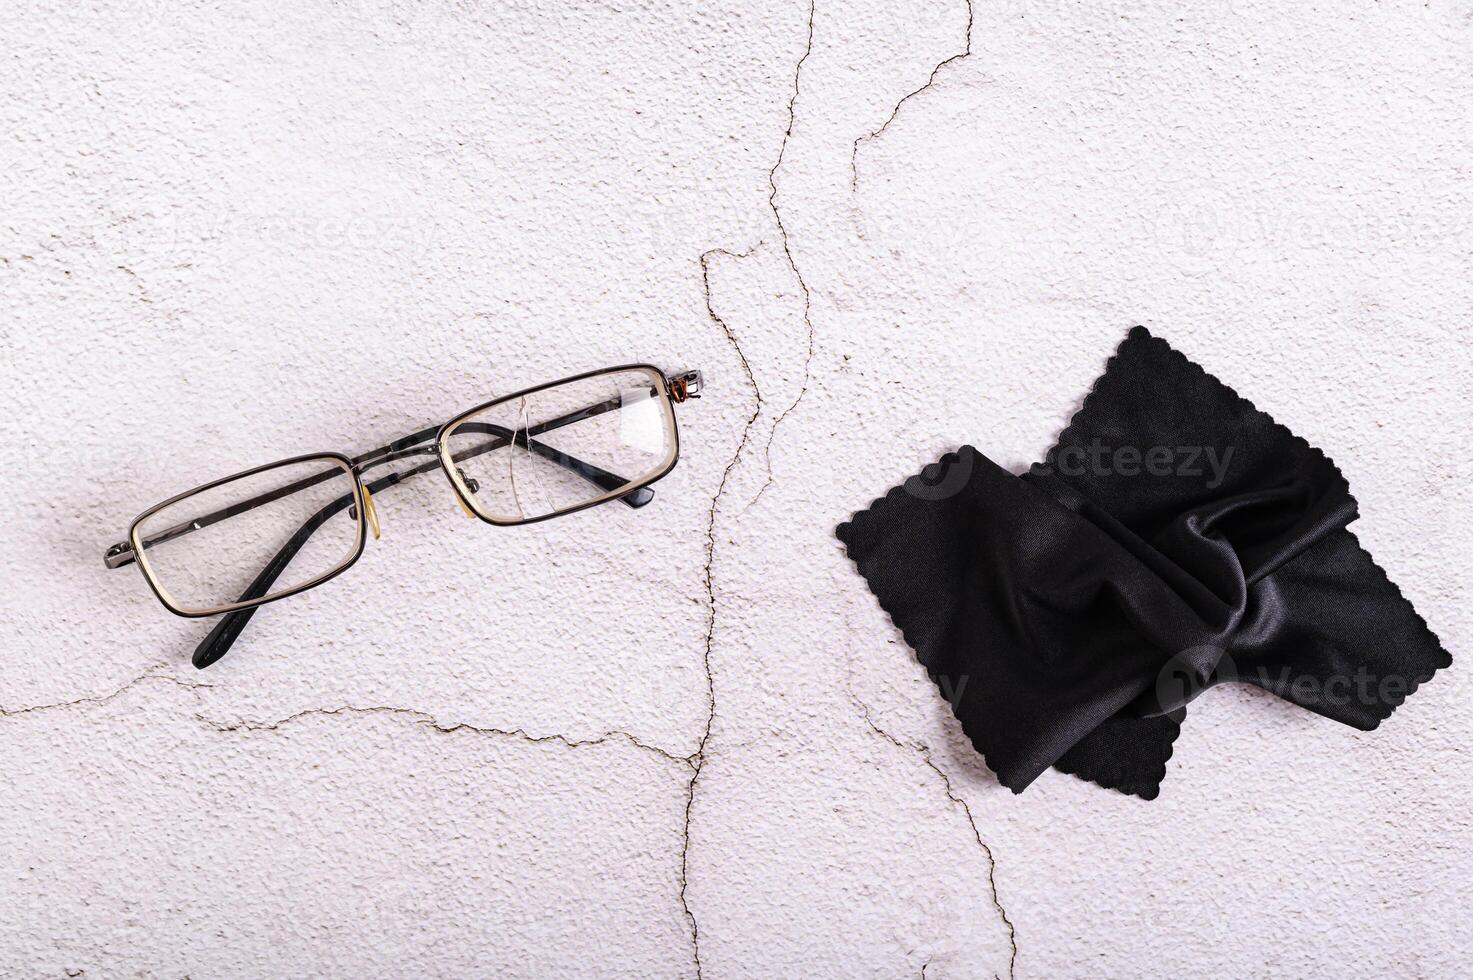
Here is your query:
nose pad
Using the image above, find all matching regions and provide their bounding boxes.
[454,468,480,519]
[361,487,381,540]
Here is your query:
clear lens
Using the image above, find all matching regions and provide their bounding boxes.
[132,456,363,615]
[442,367,677,523]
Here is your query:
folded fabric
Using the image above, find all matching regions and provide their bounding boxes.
[836,326,1450,798]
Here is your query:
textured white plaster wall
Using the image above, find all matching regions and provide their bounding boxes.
[2,1,1470,977]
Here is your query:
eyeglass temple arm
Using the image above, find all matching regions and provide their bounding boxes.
[103,401,651,569]
[189,402,665,668]
[191,482,365,668]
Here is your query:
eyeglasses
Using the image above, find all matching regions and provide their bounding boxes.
[105,364,704,669]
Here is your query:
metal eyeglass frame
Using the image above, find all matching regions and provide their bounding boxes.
[104,364,704,669]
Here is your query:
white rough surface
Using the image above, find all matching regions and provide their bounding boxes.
[3,0,1471,976]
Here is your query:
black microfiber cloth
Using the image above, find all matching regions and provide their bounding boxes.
[837,327,1450,798]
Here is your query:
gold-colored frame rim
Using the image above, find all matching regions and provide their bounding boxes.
[127,452,368,618]
[435,364,683,527]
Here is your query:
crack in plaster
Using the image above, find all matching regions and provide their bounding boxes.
[850,0,974,190]
[193,705,692,766]
[855,700,1017,980]
[678,244,767,980]
[841,623,1016,979]
[2,672,689,766]
[0,669,212,718]
[750,0,817,509]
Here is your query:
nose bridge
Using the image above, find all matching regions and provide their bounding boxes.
[348,441,446,533]
[351,440,482,524]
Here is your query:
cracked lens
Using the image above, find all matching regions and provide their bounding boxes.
[505,394,535,521]
[444,367,677,523]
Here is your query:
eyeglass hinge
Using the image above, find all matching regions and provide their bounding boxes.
[668,370,704,403]
[104,542,136,569]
